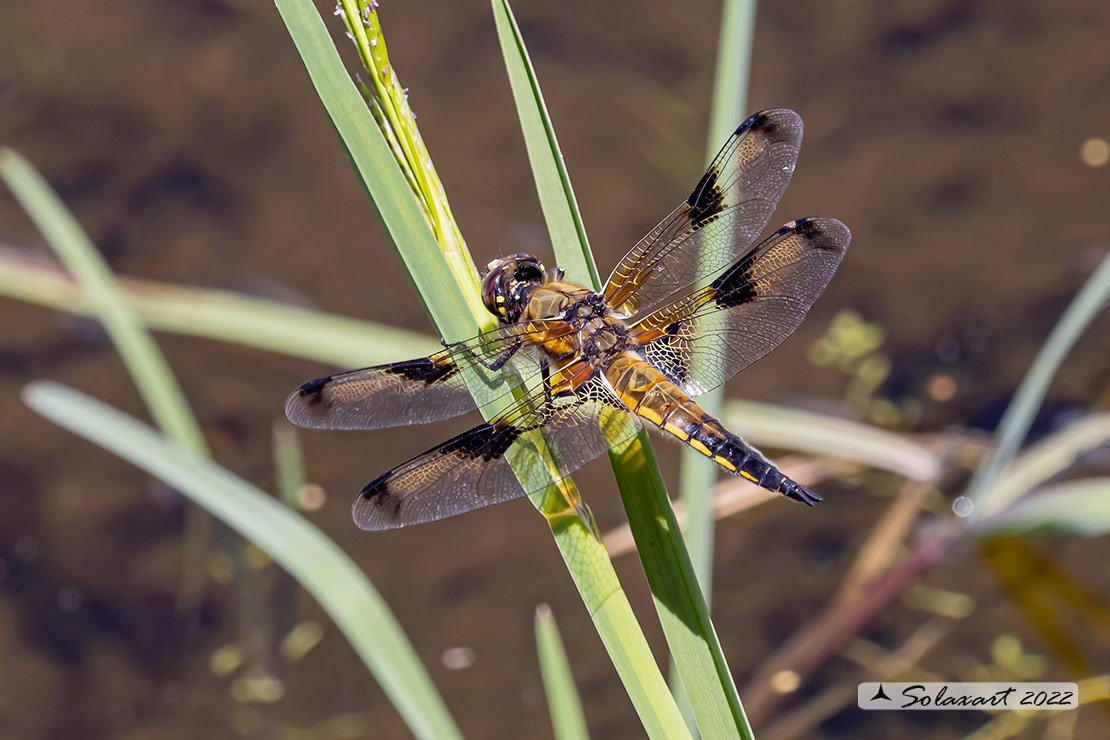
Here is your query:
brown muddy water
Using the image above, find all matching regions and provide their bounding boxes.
[2,1,1109,739]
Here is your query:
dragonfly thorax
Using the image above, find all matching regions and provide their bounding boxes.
[580,322,628,360]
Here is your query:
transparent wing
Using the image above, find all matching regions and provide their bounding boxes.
[632,218,850,396]
[284,319,572,430]
[352,361,641,530]
[603,109,803,319]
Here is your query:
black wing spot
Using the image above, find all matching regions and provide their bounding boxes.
[686,165,719,208]
[709,263,758,308]
[383,357,458,385]
[297,376,332,404]
[442,423,520,462]
[688,182,726,226]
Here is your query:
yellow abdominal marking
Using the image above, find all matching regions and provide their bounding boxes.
[637,406,664,425]
[664,422,690,440]
[688,439,712,457]
[713,455,737,472]
[740,470,758,483]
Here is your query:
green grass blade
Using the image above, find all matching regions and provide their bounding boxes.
[706,0,757,151]
[674,0,757,722]
[23,381,464,740]
[675,427,719,606]
[611,437,752,740]
[723,400,942,481]
[493,2,749,737]
[675,25,759,726]
[984,414,1110,514]
[273,423,308,509]
[273,0,485,341]
[1,150,224,611]
[0,245,437,367]
[967,253,1110,515]
[490,0,598,289]
[335,0,481,306]
[546,516,694,740]
[535,605,591,740]
[968,478,1110,536]
[680,0,758,608]
[0,151,207,456]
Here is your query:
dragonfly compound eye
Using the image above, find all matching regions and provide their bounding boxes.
[481,260,510,317]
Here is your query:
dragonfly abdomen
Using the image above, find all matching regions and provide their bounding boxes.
[607,353,819,505]
[673,407,821,506]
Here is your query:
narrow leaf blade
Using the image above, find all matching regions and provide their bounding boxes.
[970,478,1110,536]
[24,381,464,740]
[0,245,437,368]
[273,0,482,342]
[612,437,752,740]
[536,605,591,740]
[968,253,1110,514]
[490,0,598,289]
[0,150,206,455]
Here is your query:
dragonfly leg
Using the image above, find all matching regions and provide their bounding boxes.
[444,339,520,371]
[540,357,552,405]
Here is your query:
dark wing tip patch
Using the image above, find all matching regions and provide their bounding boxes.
[297,376,332,401]
[736,108,803,143]
[705,216,850,310]
[352,420,528,530]
[746,111,777,136]
[359,470,393,499]
[285,376,331,427]
[354,471,401,531]
[785,217,852,256]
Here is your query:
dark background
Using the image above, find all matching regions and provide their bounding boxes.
[1,1,1108,738]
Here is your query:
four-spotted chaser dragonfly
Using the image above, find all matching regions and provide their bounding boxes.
[286,109,849,530]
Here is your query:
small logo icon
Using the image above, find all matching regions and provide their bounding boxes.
[870,684,892,702]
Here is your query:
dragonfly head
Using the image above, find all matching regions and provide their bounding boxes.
[481,253,548,322]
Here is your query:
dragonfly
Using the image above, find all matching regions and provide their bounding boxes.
[286,109,850,530]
